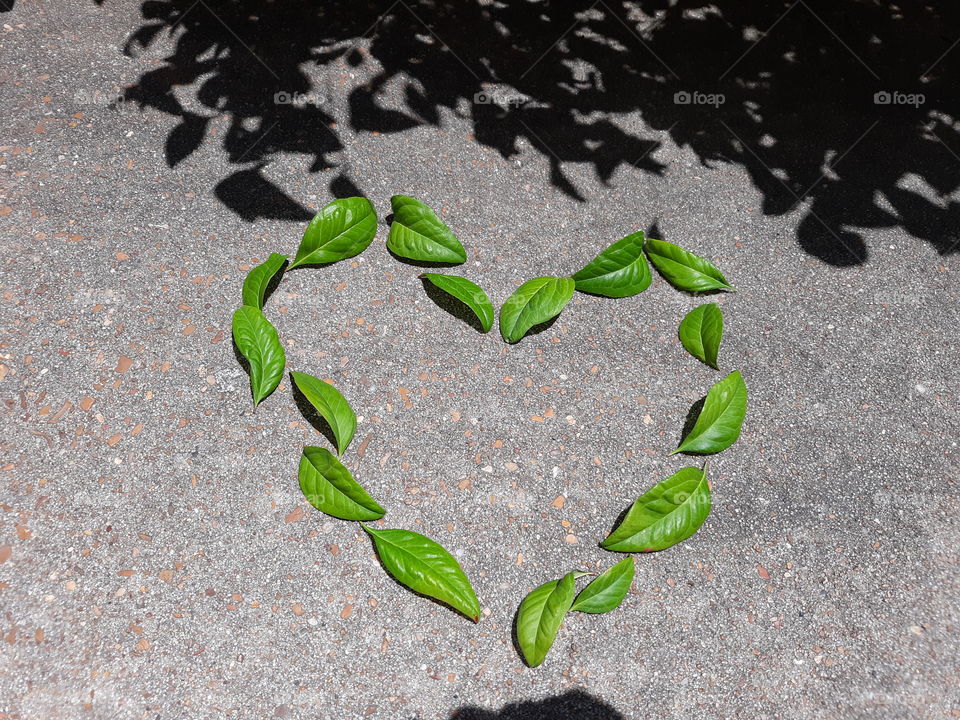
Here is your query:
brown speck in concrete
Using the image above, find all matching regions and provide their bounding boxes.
[284,506,305,524]
[0,545,11,563]
[356,433,373,458]
[756,564,770,580]
[340,604,354,619]
[115,356,133,373]
[551,495,565,509]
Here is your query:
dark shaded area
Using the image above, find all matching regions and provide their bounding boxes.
[452,689,624,720]
[214,164,314,223]
[679,395,706,448]
[387,247,464,269]
[100,0,959,266]
[291,378,340,451]
[0,0,15,12]
[260,260,287,309]
[421,276,487,333]
[519,313,562,341]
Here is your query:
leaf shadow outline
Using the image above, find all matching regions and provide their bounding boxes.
[291,375,340,452]
[675,396,707,454]
[420,275,487,334]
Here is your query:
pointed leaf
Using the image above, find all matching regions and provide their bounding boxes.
[644,238,734,292]
[515,572,577,667]
[499,276,575,343]
[290,197,377,268]
[290,371,356,456]
[420,273,494,332]
[362,526,481,622]
[674,371,748,454]
[232,306,285,406]
[678,303,724,369]
[298,446,385,521]
[242,253,287,309]
[601,467,711,552]
[387,195,466,264]
[571,556,635,613]
[571,231,651,297]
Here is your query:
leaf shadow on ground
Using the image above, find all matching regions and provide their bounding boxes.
[93,0,960,268]
[291,379,339,451]
[421,276,488,333]
[677,396,707,449]
[451,689,624,719]
[259,260,288,309]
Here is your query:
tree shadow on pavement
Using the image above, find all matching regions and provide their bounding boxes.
[95,0,960,267]
[451,689,624,720]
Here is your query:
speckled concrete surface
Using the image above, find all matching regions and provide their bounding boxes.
[1,2,958,719]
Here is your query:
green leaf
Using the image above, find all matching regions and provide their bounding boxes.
[600,467,711,552]
[571,231,651,297]
[499,276,575,343]
[242,252,287,309]
[674,370,748,454]
[644,238,734,292]
[299,447,385,521]
[362,525,481,622]
[232,306,285,406]
[290,371,356,456]
[678,303,724,369]
[289,197,377,268]
[571,557,635,614]
[515,572,578,667]
[387,195,467,264]
[420,273,494,332]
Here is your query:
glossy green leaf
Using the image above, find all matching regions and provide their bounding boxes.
[571,556,635,613]
[242,252,287,309]
[290,371,356,456]
[420,273,494,332]
[387,195,467,264]
[515,571,582,667]
[600,467,711,552]
[289,197,377,268]
[362,525,481,622]
[571,231,651,297]
[673,370,748,454]
[232,306,285,406]
[299,446,385,521]
[644,238,734,292]
[499,276,575,343]
[678,303,724,369]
